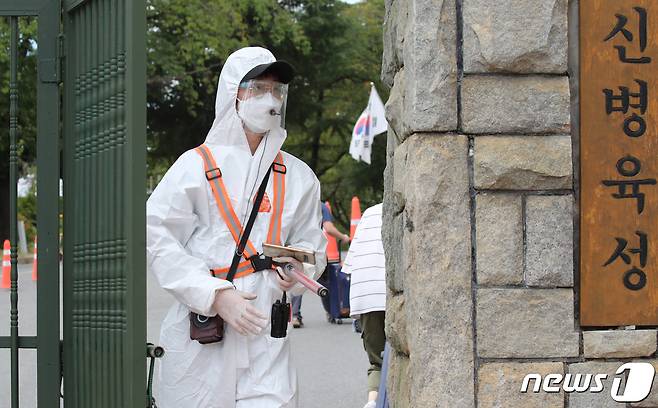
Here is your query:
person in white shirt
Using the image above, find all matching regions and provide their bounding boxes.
[342,203,385,408]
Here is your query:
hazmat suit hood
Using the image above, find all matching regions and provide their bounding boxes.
[204,47,287,189]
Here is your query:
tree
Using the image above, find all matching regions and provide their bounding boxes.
[0,18,38,242]
[0,2,387,242]
[277,0,387,230]
[147,0,386,231]
[146,0,310,165]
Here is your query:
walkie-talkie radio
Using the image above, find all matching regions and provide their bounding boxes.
[271,291,290,338]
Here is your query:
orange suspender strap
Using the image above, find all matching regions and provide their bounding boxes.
[267,152,286,245]
[211,260,254,280]
[194,144,259,259]
[194,145,287,279]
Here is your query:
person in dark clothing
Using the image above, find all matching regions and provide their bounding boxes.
[290,202,349,327]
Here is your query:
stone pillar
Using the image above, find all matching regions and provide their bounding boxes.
[382,0,658,407]
[383,0,473,406]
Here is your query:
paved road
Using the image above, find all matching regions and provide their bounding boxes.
[1,264,369,407]
[0,264,40,408]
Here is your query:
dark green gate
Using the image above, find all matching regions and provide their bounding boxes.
[1,1,146,407]
[62,0,146,407]
[0,2,61,407]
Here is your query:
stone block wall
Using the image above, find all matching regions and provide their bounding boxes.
[381,0,658,406]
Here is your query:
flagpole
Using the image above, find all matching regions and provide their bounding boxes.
[365,83,372,157]
[365,82,375,163]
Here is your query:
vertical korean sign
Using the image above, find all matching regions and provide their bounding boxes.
[581,0,658,325]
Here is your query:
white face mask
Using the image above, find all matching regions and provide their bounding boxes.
[237,93,283,133]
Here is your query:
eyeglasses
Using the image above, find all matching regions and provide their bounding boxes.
[238,79,288,101]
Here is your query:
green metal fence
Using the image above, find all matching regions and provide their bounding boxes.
[1,1,146,407]
[0,3,62,407]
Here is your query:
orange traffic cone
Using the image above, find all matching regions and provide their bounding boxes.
[1,240,10,289]
[350,196,362,241]
[324,202,341,263]
[31,237,37,281]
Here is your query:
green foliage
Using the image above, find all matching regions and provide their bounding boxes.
[147,0,386,230]
[0,17,38,242]
[0,3,387,236]
[281,0,387,230]
[146,0,311,161]
[0,17,38,175]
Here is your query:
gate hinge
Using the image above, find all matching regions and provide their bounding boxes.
[39,34,64,84]
[57,34,65,84]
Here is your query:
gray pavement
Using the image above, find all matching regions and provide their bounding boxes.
[1,264,370,407]
[0,264,40,408]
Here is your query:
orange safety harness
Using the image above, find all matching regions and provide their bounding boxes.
[194,144,286,280]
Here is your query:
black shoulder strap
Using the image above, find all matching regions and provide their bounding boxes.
[226,168,272,282]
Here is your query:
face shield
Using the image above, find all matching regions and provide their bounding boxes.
[236,79,289,133]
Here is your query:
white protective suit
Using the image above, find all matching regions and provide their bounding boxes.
[147,47,327,408]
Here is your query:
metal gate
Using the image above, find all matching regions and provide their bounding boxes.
[0,1,146,407]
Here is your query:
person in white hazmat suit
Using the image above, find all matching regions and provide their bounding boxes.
[147,46,327,408]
